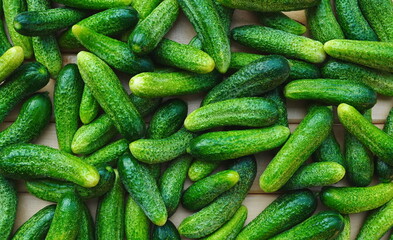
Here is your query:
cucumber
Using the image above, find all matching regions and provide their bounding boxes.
[129,94,162,117]
[45,192,83,240]
[202,205,247,240]
[0,92,51,149]
[3,0,33,58]
[188,36,203,49]
[11,205,55,240]
[129,70,220,98]
[0,175,17,239]
[186,97,279,131]
[202,55,290,105]
[270,211,345,240]
[182,169,239,211]
[0,143,99,187]
[324,40,393,73]
[263,88,288,127]
[59,7,138,50]
[216,0,320,12]
[313,131,345,166]
[334,215,350,240]
[284,79,377,110]
[212,0,234,35]
[337,103,393,166]
[159,154,192,216]
[125,196,150,240]
[259,105,333,193]
[0,20,12,56]
[259,12,306,35]
[178,0,231,73]
[335,0,378,41]
[52,0,132,9]
[321,60,393,96]
[83,139,128,166]
[128,0,179,55]
[96,169,125,240]
[231,25,326,63]
[358,0,393,42]
[306,0,344,43]
[131,0,161,19]
[356,199,393,240]
[281,162,346,190]
[0,62,50,123]
[178,156,257,238]
[188,160,220,182]
[76,202,94,240]
[148,164,161,182]
[152,38,215,74]
[77,51,145,141]
[130,128,196,164]
[72,25,154,75]
[79,86,100,124]
[118,154,168,226]
[320,183,393,214]
[152,220,181,240]
[236,190,317,240]
[377,108,393,182]
[0,46,24,82]
[187,126,290,161]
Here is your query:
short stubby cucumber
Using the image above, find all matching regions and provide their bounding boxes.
[188,160,220,182]
[83,139,129,166]
[152,220,181,240]
[0,46,24,82]
[0,175,17,239]
[131,0,161,19]
[125,196,150,240]
[258,12,307,35]
[52,0,132,9]
[216,0,320,12]
[79,86,100,125]
[313,131,345,166]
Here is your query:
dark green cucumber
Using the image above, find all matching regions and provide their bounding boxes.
[264,88,288,127]
[0,92,51,149]
[96,169,125,240]
[0,19,12,56]
[0,62,50,123]
[187,126,290,161]
[0,175,17,239]
[131,0,161,19]
[334,215,350,240]
[83,139,129,166]
[159,154,192,216]
[0,46,24,82]
[320,183,393,214]
[128,0,179,55]
[306,0,344,43]
[0,143,99,187]
[79,86,100,124]
[11,205,56,240]
[270,211,344,240]
[260,106,333,193]
[76,202,94,240]
[259,12,306,35]
[118,154,168,226]
[77,51,145,141]
[188,160,220,182]
[185,97,279,131]
[284,79,377,110]
[189,35,203,49]
[53,0,132,9]
[313,131,345,166]
[54,64,84,153]
[182,169,240,211]
[125,196,150,240]
[152,220,181,240]
[216,0,320,12]
[377,108,393,182]
[148,164,161,182]
[129,94,162,117]
[72,25,154,75]
[178,156,257,238]
[324,40,393,73]
[236,190,317,240]
[335,0,378,41]
[231,25,326,63]
[202,55,290,106]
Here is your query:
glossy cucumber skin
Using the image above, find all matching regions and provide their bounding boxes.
[118,154,168,226]
[52,0,132,9]
[182,170,239,211]
[83,139,129,166]
[152,220,181,240]
[0,46,24,82]
[322,60,393,96]
[0,175,17,239]
[313,131,345,166]
[129,0,179,55]
[324,40,393,73]
[259,12,306,35]
[11,205,56,240]
[131,0,161,19]
[0,19,12,56]
[259,106,333,193]
[79,86,100,125]
[231,25,326,63]
[187,126,290,161]
[76,202,94,240]
[185,97,279,132]
[125,196,150,240]
[77,51,145,141]
[284,79,377,111]
[236,190,317,240]
[263,88,288,127]
[202,55,290,105]
[320,183,393,214]
[377,108,393,182]
[216,0,320,12]
[335,0,378,41]
[188,160,220,182]
[0,93,51,149]
[178,156,257,238]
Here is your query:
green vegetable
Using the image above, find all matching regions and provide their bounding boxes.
[0,175,17,239]
[52,0,132,10]
[216,0,320,12]
[188,160,220,182]
[152,220,181,240]
[313,131,345,166]
[0,46,24,82]
[79,86,100,124]
[125,196,150,240]
[334,215,350,240]
[263,88,288,127]
[131,0,161,19]
[259,12,306,35]
[76,202,94,240]
[0,19,12,56]
[376,108,393,182]
[83,139,128,166]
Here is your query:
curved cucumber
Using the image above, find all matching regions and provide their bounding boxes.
[0,46,24,82]
[131,0,161,19]
[83,139,128,166]
[152,220,181,240]
[188,160,220,182]
[263,88,288,127]
[52,0,132,9]
[0,175,17,239]
[313,131,345,166]
[377,108,393,182]
[125,196,150,240]
[259,12,306,35]
[216,0,320,12]
[79,86,100,125]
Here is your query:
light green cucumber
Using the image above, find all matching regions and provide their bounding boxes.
[376,108,393,182]
[188,160,220,182]
[259,12,306,35]
[0,46,24,82]
[125,196,150,240]
[216,0,320,12]
[79,86,100,125]
[76,202,94,240]
[83,139,129,166]
[131,0,161,19]
[52,0,132,9]
[152,220,181,240]
[0,175,17,239]
[264,88,288,127]
[313,131,345,166]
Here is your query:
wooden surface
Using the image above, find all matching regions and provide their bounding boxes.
[5,8,392,239]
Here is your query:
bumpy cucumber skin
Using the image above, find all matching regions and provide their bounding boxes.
[129,0,179,55]
[0,46,24,82]
[0,19,12,56]
[334,215,350,240]
[202,55,290,105]
[152,220,181,240]
[129,94,162,117]
[185,97,279,132]
[76,202,94,240]
[259,106,333,193]
[263,88,288,127]
[118,154,168,226]
[188,160,220,182]
[0,93,51,149]
[377,108,393,182]
[12,205,56,240]
[187,126,290,161]
[259,12,306,35]
[0,175,17,239]
[125,196,150,240]
[79,86,100,125]
[335,0,378,41]
[313,131,345,166]
[179,156,257,238]
[236,190,317,240]
[231,25,326,63]
[77,51,145,141]
[131,0,161,19]
[212,0,234,36]
[83,139,128,166]
[216,0,320,12]
[320,183,393,214]
[53,0,132,9]
[182,170,240,211]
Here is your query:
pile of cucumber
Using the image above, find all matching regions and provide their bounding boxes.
[0,0,392,239]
